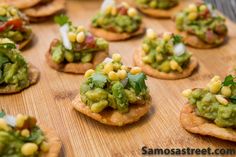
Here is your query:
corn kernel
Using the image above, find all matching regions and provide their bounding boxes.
[182,89,192,98]
[170,60,179,70]
[84,69,95,78]
[121,65,128,71]
[112,53,121,62]
[0,118,10,131]
[111,7,117,16]
[163,32,172,41]
[21,143,38,156]
[128,8,137,17]
[221,86,231,97]
[77,25,85,32]
[0,7,6,16]
[188,12,198,21]
[40,142,49,152]
[156,54,163,62]
[113,62,121,71]
[16,114,27,128]
[68,32,76,42]
[21,129,30,137]
[156,46,162,53]
[103,63,113,74]
[105,5,112,15]
[130,67,141,75]
[117,70,127,80]
[108,71,119,81]
[187,4,197,12]
[76,32,85,43]
[209,80,222,94]
[10,8,18,16]
[210,75,220,83]
[215,95,228,105]
[199,5,207,12]
[142,43,150,53]
[146,28,156,40]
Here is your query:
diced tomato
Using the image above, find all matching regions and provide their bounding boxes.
[205,30,217,44]
[85,35,96,48]
[0,19,23,32]
[118,6,127,15]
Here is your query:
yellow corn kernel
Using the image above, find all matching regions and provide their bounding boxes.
[199,5,207,12]
[209,80,222,94]
[21,129,30,137]
[103,63,113,74]
[156,46,162,53]
[121,65,128,71]
[121,2,129,8]
[188,12,198,21]
[112,53,121,62]
[0,7,6,16]
[16,114,27,128]
[77,25,85,32]
[40,142,50,152]
[187,4,197,12]
[68,32,76,42]
[163,32,172,41]
[0,118,10,131]
[156,54,163,62]
[182,89,192,98]
[111,7,117,16]
[21,143,38,156]
[215,95,228,105]
[170,60,179,70]
[84,69,95,78]
[142,43,150,53]
[10,8,17,16]
[221,86,231,97]
[146,28,156,40]
[130,67,141,75]
[117,70,127,80]
[128,8,137,17]
[105,5,113,15]
[108,71,119,81]
[76,32,85,43]
[210,75,220,83]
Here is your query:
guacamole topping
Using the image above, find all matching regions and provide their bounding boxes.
[51,15,109,64]
[136,0,178,10]
[80,53,150,113]
[141,29,191,73]
[92,2,142,33]
[175,2,227,45]
[0,39,30,91]
[0,111,49,156]
[183,75,236,128]
[0,4,32,44]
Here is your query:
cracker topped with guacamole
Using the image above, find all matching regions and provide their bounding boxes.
[72,53,151,126]
[0,4,33,49]
[90,1,145,41]
[174,2,228,49]
[135,0,182,18]
[0,111,61,156]
[181,75,236,142]
[46,15,109,74]
[0,39,39,94]
[134,29,198,80]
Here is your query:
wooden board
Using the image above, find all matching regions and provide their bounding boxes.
[1,0,236,156]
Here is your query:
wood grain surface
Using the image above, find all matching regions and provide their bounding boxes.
[1,0,236,156]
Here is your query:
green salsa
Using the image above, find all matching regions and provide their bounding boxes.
[136,0,179,9]
[80,54,150,113]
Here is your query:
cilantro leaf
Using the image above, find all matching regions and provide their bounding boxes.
[89,73,107,88]
[0,43,16,50]
[230,95,236,104]
[0,16,8,22]
[223,75,236,86]
[0,110,5,118]
[54,14,70,26]
[128,73,147,95]
[173,35,182,45]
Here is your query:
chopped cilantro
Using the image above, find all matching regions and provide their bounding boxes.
[0,43,16,50]
[54,14,70,26]
[0,110,5,118]
[222,75,236,86]
[128,73,147,95]
[88,73,107,88]
[230,95,236,104]
[0,16,8,22]
[173,35,182,45]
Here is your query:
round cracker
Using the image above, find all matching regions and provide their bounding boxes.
[89,24,145,41]
[46,39,109,74]
[133,48,198,80]
[23,0,65,17]
[0,63,40,94]
[72,94,151,126]
[180,103,236,142]
[136,1,187,18]
[40,125,62,157]
[3,0,41,9]
[18,34,33,50]
[175,29,226,49]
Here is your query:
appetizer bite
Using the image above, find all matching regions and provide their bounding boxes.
[174,2,228,49]
[0,111,61,156]
[0,39,39,94]
[3,0,41,10]
[90,0,145,41]
[72,53,151,126]
[23,0,65,22]
[134,29,198,80]
[181,75,236,142]
[0,4,33,49]
[135,0,181,18]
[46,15,109,74]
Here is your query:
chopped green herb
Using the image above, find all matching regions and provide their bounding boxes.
[0,16,8,22]
[0,43,16,50]
[173,35,182,45]
[222,75,236,86]
[89,73,107,88]
[0,110,5,118]
[54,14,70,26]
[128,73,147,95]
